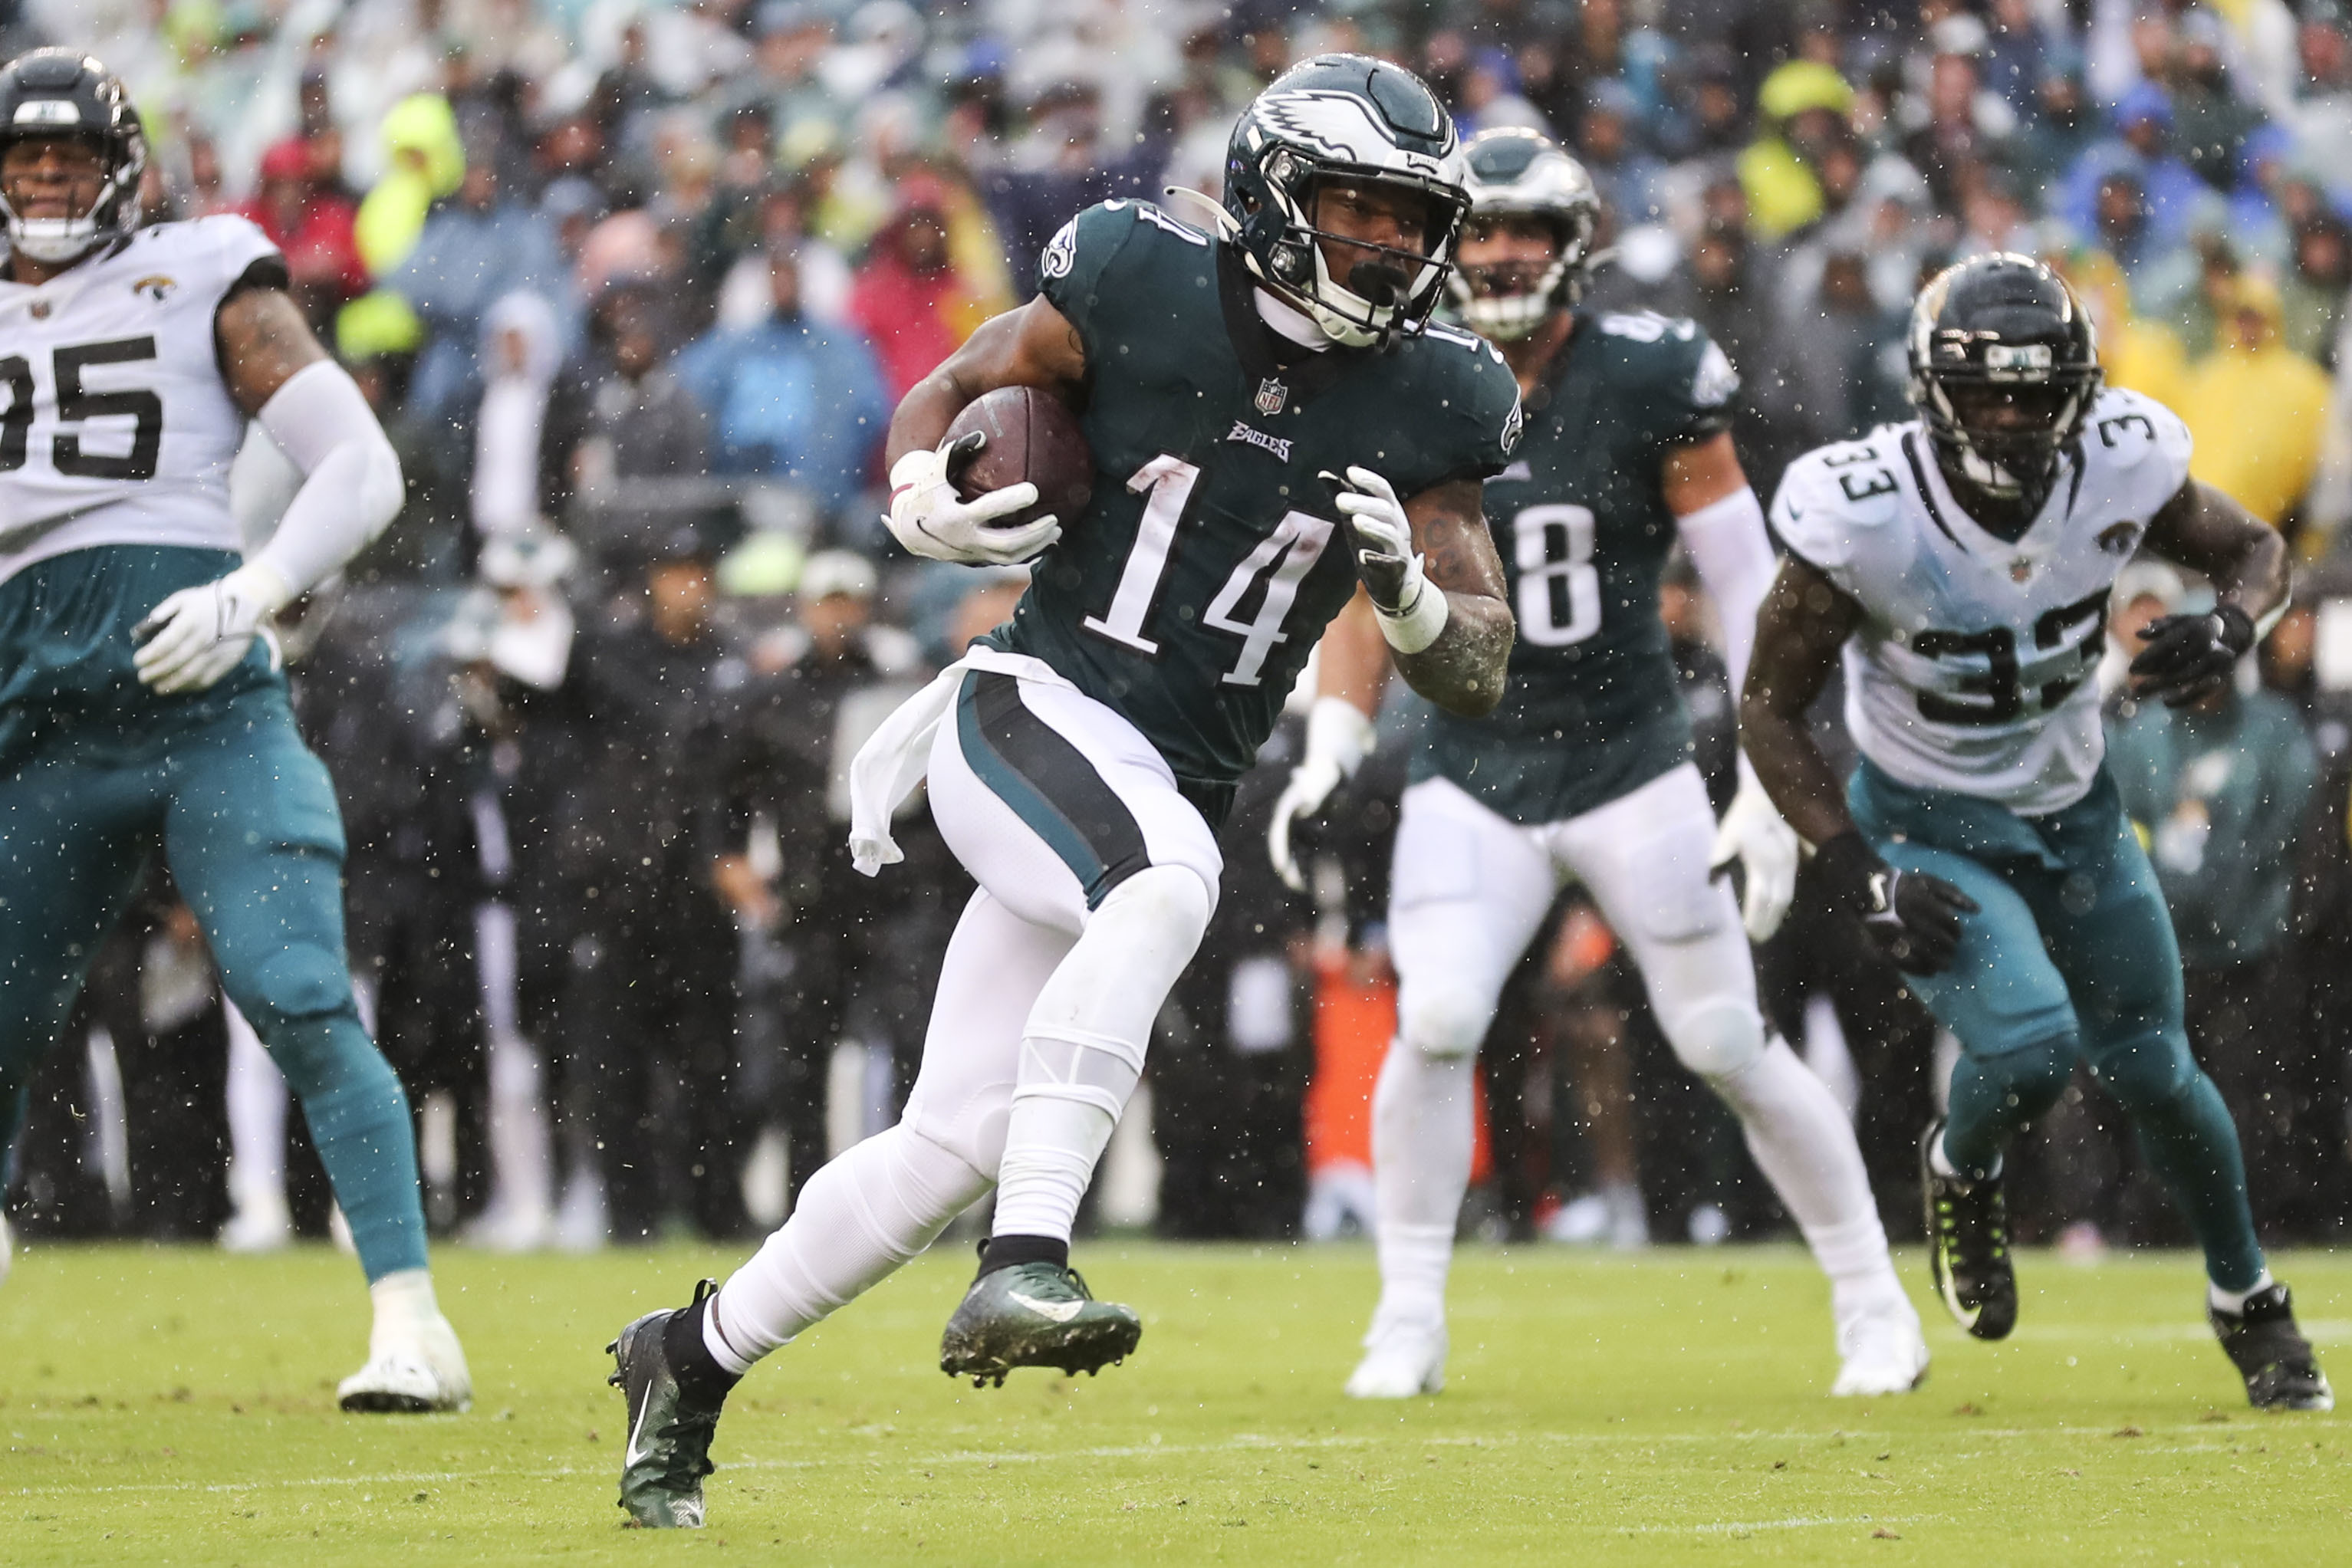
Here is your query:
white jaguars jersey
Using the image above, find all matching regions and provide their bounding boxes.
[0,215,281,587]
[1771,387,2192,814]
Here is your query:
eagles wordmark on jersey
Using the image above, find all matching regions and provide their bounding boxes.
[1771,385,2191,815]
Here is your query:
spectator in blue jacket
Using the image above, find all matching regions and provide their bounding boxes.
[2057,83,2222,258]
[674,248,890,521]
[390,150,577,424]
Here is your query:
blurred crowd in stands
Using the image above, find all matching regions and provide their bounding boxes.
[9,0,2352,1263]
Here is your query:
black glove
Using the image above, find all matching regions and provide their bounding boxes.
[1812,831,1979,976]
[2128,603,2253,708]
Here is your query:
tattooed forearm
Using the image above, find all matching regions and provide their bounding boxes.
[217,287,330,417]
[1394,481,1513,717]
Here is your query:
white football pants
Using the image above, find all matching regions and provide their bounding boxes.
[704,668,1218,1372]
[1370,767,1897,1332]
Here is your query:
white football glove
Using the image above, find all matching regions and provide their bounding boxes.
[885,431,1061,565]
[132,562,294,695]
[1268,695,1379,892]
[1709,761,1801,942]
[1327,465,1447,653]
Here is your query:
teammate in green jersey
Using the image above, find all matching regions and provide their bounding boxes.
[604,56,1522,1528]
[1273,129,1928,1401]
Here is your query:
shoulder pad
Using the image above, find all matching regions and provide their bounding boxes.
[1120,199,1211,246]
[1771,434,1906,570]
[145,213,285,296]
[2083,386,2191,474]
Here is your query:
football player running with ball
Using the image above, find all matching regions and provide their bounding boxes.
[1745,253,2330,1411]
[1273,130,1928,1402]
[607,55,1522,1527]
[0,52,468,1409]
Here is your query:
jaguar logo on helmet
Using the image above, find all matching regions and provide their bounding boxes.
[1216,54,1471,351]
[0,49,150,266]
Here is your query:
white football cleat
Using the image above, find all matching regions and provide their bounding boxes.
[1831,1292,1930,1398]
[1345,1315,1447,1399]
[338,1312,473,1413]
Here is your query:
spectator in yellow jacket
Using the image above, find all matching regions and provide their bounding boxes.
[1738,62,1853,242]
[2179,274,2333,529]
[2051,245,2192,411]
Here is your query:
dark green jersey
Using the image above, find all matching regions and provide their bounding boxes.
[985,200,1520,804]
[1411,308,1737,824]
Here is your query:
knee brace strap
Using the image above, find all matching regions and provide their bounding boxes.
[1012,1027,1145,1119]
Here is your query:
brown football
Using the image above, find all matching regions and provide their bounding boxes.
[944,385,1094,531]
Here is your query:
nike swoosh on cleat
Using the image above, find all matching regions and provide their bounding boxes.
[1006,1290,1084,1323]
[1936,1267,1979,1329]
[625,1388,660,1468]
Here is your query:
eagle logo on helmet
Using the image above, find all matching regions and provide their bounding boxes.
[1447,127,1604,342]
[1219,55,1471,351]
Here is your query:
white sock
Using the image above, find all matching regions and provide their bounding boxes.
[991,1089,1120,1241]
[1710,1040,1903,1316]
[990,867,1206,1242]
[1370,1042,1475,1328]
[705,1123,990,1375]
[2209,1271,2275,1315]
[368,1268,442,1356]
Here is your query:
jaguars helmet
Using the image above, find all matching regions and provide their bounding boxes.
[1222,54,1469,350]
[1907,252,2101,508]
[0,50,147,265]
[1447,128,1602,340]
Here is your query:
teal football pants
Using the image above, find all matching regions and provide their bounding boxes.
[0,678,428,1284]
[1851,763,2262,1290]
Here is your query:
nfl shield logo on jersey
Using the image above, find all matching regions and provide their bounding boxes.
[1255,377,1288,416]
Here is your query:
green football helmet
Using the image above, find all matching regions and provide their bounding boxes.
[1447,127,1602,341]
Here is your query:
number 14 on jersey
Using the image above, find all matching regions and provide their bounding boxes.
[1084,455,1337,688]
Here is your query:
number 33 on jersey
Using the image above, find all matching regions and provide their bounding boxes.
[0,215,280,578]
[1771,386,2192,814]
[983,199,1521,795]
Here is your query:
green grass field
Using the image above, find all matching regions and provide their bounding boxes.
[2,1240,2345,1564]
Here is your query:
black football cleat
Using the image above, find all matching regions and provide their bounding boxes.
[939,1259,1141,1387]
[607,1279,729,1528]
[2211,1282,2334,1412]
[1920,1119,2017,1341]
